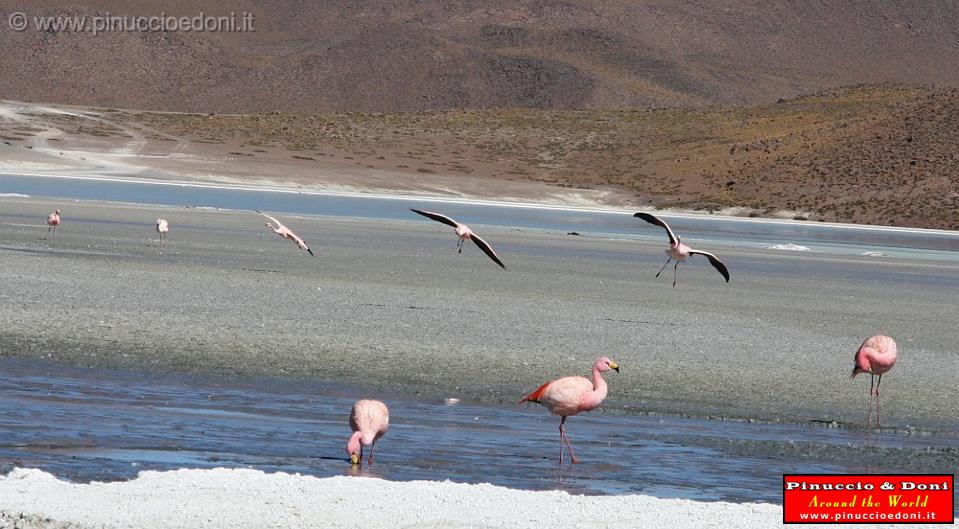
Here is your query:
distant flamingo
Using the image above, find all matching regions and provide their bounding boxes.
[256,210,314,256]
[519,356,619,464]
[851,335,897,429]
[46,209,61,239]
[348,399,390,465]
[633,212,729,287]
[410,209,505,268]
[156,218,169,245]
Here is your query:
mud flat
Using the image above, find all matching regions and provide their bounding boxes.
[0,197,958,430]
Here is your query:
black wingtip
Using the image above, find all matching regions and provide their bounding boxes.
[308,248,315,257]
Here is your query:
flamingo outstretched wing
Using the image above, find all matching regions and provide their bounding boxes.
[255,209,287,230]
[633,212,677,244]
[299,237,316,257]
[411,208,460,228]
[689,250,729,282]
[469,233,506,269]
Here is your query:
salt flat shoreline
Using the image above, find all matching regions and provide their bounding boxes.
[0,467,782,529]
[2,468,953,529]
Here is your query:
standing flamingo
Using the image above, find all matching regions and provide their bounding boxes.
[156,218,169,245]
[851,335,897,429]
[46,209,61,239]
[633,212,729,287]
[410,209,505,268]
[347,399,390,466]
[255,210,314,256]
[519,356,619,464]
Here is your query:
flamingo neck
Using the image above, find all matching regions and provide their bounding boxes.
[590,366,609,401]
[347,431,363,455]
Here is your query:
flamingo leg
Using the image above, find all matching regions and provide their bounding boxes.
[559,416,579,464]
[866,374,875,429]
[368,441,376,466]
[458,238,464,253]
[875,375,883,429]
[558,417,564,464]
[672,261,679,288]
[655,257,671,278]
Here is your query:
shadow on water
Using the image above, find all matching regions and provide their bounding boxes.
[0,357,956,505]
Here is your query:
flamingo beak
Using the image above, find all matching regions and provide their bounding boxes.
[350,453,360,465]
[609,361,619,373]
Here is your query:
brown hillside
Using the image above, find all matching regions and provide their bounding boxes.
[83,84,955,228]
[2,1,959,112]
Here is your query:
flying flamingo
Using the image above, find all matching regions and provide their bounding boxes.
[156,218,169,245]
[851,335,897,429]
[347,399,390,466]
[255,210,314,256]
[519,356,619,464]
[633,212,729,287]
[46,209,61,239]
[410,209,505,268]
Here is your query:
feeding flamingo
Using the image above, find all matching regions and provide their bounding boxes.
[156,218,169,245]
[410,209,505,268]
[519,356,619,464]
[347,399,390,466]
[851,335,897,429]
[633,212,729,287]
[46,209,61,239]
[256,210,314,256]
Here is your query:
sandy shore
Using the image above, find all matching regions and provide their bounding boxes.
[1,196,958,431]
[0,468,782,529]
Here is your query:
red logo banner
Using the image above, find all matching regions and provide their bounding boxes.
[783,474,954,524]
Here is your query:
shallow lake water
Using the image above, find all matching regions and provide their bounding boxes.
[1,357,956,505]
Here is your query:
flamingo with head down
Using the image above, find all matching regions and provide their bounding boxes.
[851,335,897,429]
[46,209,61,239]
[156,218,169,245]
[347,399,389,466]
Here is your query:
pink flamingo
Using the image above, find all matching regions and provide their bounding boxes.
[410,209,505,268]
[256,210,314,256]
[347,399,389,465]
[46,209,61,239]
[156,218,169,245]
[634,212,729,287]
[851,335,897,429]
[519,356,619,464]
